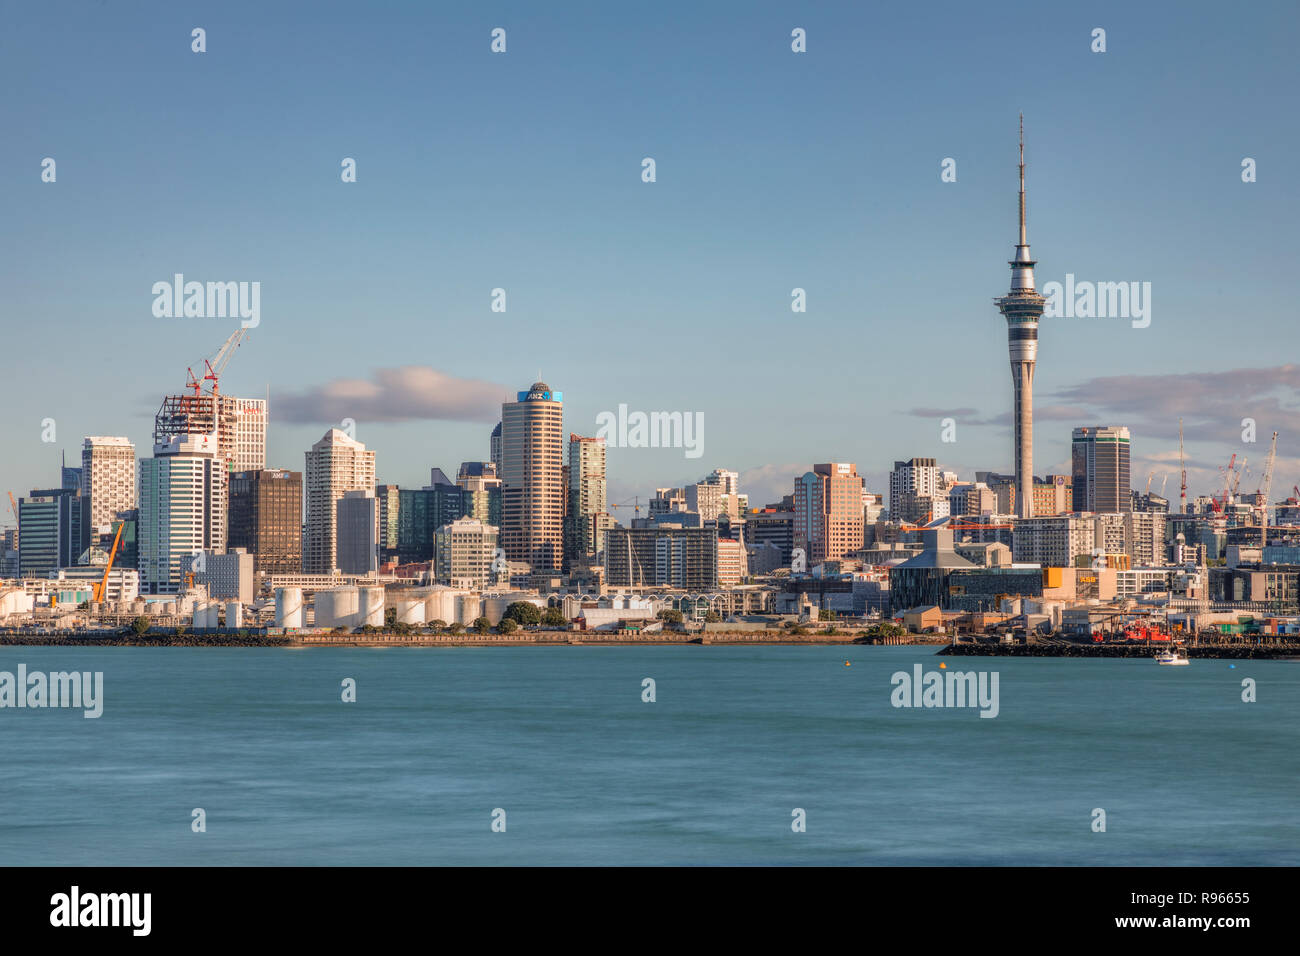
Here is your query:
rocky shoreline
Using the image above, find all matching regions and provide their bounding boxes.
[940,641,1300,660]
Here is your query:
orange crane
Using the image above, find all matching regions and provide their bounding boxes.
[92,523,125,603]
[6,491,18,525]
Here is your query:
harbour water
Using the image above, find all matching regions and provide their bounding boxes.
[1,645,1296,865]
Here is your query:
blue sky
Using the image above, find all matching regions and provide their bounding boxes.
[3,0,1298,512]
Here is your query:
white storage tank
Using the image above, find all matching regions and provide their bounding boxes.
[481,596,509,626]
[358,586,386,628]
[275,588,303,629]
[192,603,207,628]
[226,602,243,629]
[395,596,425,625]
[424,588,459,627]
[315,587,359,629]
[455,593,483,626]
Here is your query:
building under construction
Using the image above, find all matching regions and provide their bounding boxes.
[153,330,266,472]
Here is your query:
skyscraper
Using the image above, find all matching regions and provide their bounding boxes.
[889,458,944,524]
[336,490,379,574]
[457,462,503,529]
[304,429,376,573]
[81,436,136,543]
[565,433,610,565]
[501,382,564,574]
[153,393,266,473]
[994,116,1047,520]
[17,488,86,576]
[793,462,865,565]
[1072,426,1132,513]
[228,469,303,575]
[138,434,226,593]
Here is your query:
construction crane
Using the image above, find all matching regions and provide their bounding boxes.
[1231,457,1248,501]
[92,523,125,603]
[1214,452,1237,512]
[1259,431,1278,544]
[610,496,644,516]
[1145,471,1156,495]
[6,491,18,525]
[185,328,248,397]
[1159,472,1170,496]
[1178,419,1187,514]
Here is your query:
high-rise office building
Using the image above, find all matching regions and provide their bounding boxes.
[889,458,942,524]
[794,463,866,565]
[304,429,375,573]
[1033,474,1072,517]
[685,482,724,522]
[375,483,401,564]
[501,382,564,574]
[605,525,720,589]
[565,434,611,565]
[1072,426,1132,513]
[490,422,503,472]
[138,434,226,593]
[434,516,500,588]
[60,453,82,492]
[993,117,1047,519]
[17,489,86,576]
[336,490,378,574]
[153,394,266,474]
[81,436,136,543]
[396,473,467,564]
[228,469,303,575]
[746,500,795,565]
[456,462,503,529]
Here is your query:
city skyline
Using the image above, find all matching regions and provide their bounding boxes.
[3,2,1299,512]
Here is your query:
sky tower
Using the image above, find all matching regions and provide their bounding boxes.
[994,115,1046,519]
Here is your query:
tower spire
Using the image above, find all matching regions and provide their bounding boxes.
[994,114,1047,521]
[1018,112,1026,246]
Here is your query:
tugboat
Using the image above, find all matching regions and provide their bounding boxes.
[1155,645,1190,666]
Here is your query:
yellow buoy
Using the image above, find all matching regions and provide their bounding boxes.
[939,662,947,669]
[844,661,851,666]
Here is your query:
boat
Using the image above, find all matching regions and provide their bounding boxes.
[1155,645,1189,666]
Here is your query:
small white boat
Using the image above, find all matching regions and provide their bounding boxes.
[1155,646,1189,666]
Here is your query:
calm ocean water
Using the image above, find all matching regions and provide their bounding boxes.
[1,645,1296,866]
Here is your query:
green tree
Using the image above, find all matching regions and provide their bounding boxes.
[385,606,397,626]
[473,616,492,633]
[130,616,151,636]
[658,609,684,625]
[428,619,448,631]
[504,601,542,626]
[818,608,837,621]
[498,617,518,634]
[447,622,465,635]
[703,610,720,623]
[541,607,567,626]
